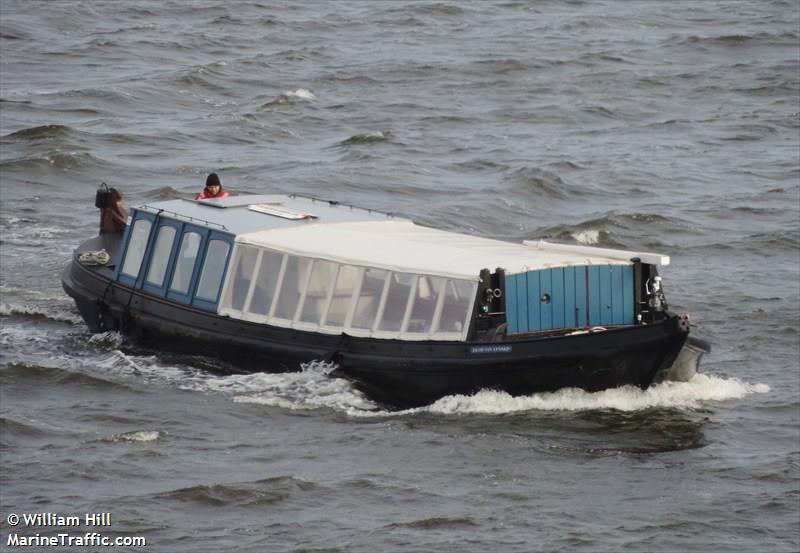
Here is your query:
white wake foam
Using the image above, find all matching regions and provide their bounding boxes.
[406,374,770,416]
[285,88,315,100]
[91,348,769,417]
[98,430,163,443]
[572,229,600,244]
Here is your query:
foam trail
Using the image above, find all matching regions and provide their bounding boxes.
[226,361,377,412]
[411,374,770,416]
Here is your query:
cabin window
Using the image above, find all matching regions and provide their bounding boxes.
[350,267,387,330]
[246,250,284,317]
[145,226,177,287]
[436,279,475,334]
[273,255,313,320]
[222,245,259,312]
[405,276,445,334]
[120,218,152,278]
[195,239,231,302]
[170,231,202,294]
[324,264,360,327]
[377,272,415,332]
[298,259,337,324]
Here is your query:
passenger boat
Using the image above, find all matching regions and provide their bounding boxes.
[62,190,709,407]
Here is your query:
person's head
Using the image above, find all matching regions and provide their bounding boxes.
[205,173,222,195]
[109,187,122,201]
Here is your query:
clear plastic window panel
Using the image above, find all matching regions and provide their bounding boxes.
[246,250,284,316]
[350,267,387,330]
[377,272,415,332]
[299,259,337,324]
[222,246,258,311]
[144,225,176,286]
[195,239,231,302]
[273,255,312,320]
[120,218,152,278]
[406,276,445,334]
[170,231,201,294]
[324,264,360,327]
[437,279,475,333]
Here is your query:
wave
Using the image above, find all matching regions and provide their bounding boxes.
[2,124,74,142]
[0,362,126,390]
[0,302,82,325]
[142,186,184,200]
[679,31,799,47]
[96,430,163,443]
[154,476,320,507]
[0,151,103,172]
[532,212,682,248]
[337,131,392,146]
[503,167,573,198]
[259,88,316,108]
[387,516,478,530]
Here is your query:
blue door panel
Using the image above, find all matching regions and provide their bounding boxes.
[505,264,634,334]
[587,266,601,325]
[505,273,519,333]
[563,266,576,328]
[611,265,625,324]
[552,267,565,329]
[540,269,553,330]
[622,265,634,322]
[526,269,540,331]
[516,272,529,332]
[575,267,587,326]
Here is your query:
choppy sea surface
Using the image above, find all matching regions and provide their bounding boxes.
[1,1,798,552]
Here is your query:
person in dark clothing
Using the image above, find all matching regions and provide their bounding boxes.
[195,173,231,200]
[99,187,128,234]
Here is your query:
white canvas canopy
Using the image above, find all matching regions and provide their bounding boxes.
[236,220,658,281]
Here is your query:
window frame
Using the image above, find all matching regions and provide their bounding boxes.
[165,224,209,304]
[141,219,181,297]
[192,231,234,311]
[115,210,156,287]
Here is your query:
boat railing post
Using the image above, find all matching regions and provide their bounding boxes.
[371,272,392,334]
[342,267,365,330]
[267,254,288,319]
[429,278,448,336]
[241,249,264,316]
[399,276,419,334]
[318,263,340,327]
[292,259,315,323]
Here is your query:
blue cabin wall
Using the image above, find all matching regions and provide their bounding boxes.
[505,265,634,333]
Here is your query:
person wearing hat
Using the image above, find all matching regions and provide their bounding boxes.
[195,173,231,200]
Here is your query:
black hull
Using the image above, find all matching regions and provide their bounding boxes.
[63,235,689,408]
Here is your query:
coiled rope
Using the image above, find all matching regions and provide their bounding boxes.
[78,249,110,266]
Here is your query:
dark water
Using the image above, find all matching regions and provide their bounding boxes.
[1,1,798,551]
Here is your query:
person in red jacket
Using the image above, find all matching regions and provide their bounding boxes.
[195,173,231,200]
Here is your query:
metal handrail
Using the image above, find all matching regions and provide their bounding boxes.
[136,204,229,231]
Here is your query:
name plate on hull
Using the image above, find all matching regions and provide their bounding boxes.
[469,345,512,354]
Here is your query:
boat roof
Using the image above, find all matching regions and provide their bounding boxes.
[136,194,668,281]
[136,194,401,235]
